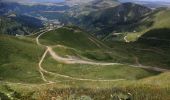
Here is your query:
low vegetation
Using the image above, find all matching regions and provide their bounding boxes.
[0,34,44,83]
[0,6,170,99]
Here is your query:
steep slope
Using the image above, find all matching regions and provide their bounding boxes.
[0,1,70,22]
[0,1,69,15]
[0,14,43,35]
[138,28,170,47]
[119,0,170,8]
[39,26,100,50]
[66,0,119,17]
[0,26,164,84]
[39,26,170,68]
[69,2,151,37]
[0,26,169,100]
[0,34,44,83]
[124,8,170,42]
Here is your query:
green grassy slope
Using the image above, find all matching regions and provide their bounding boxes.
[40,26,170,68]
[70,2,151,36]
[0,71,169,100]
[40,26,126,62]
[42,54,159,81]
[37,72,170,100]
[0,26,170,99]
[125,8,170,42]
[40,27,99,50]
[0,34,44,83]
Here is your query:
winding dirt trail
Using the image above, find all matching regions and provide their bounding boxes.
[36,31,49,46]
[39,60,126,82]
[38,49,49,82]
[26,29,46,37]
[36,28,127,82]
[47,46,169,72]
[48,46,121,66]
[36,27,169,83]
[124,36,130,43]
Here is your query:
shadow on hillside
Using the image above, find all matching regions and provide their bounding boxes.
[138,28,170,47]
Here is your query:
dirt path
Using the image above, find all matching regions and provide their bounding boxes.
[36,28,127,82]
[124,36,130,43]
[131,65,168,72]
[36,31,48,46]
[1,81,58,86]
[48,46,121,66]
[38,47,126,82]
[135,57,142,66]
[38,45,126,82]
[39,63,126,82]
[36,27,169,83]
[25,29,46,37]
[48,46,169,72]
[38,49,49,82]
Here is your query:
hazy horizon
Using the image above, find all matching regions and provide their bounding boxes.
[2,0,170,3]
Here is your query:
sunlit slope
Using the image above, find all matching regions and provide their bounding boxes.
[0,35,44,83]
[41,54,159,81]
[39,26,170,68]
[0,27,169,100]
[126,8,170,42]
[39,26,100,50]
[39,26,123,62]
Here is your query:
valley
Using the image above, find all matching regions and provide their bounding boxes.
[0,0,170,100]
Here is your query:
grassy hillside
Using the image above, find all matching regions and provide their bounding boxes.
[36,25,170,75]
[40,26,170,68]
[125,8,170,42]
[35,71,170,100]
[66,0,119,17]
[68,2,151,37]
[0,34,44,83]
[0,69,169,100]
[42,54,159,81]
[0,26,169,99]
[40,27,99,50]
[0,1,170,99]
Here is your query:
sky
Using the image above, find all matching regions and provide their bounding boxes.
[2,0,170,3]
[140,0,170,2]
[1,0,65,3]
[33,0,65,2]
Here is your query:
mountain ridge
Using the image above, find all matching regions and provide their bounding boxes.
[0,1,170,99]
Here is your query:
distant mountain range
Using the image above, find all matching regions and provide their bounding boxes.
[1,0,170,38]
[0,14,43,35]
[68,2,151,35]
[119,0,170,8]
